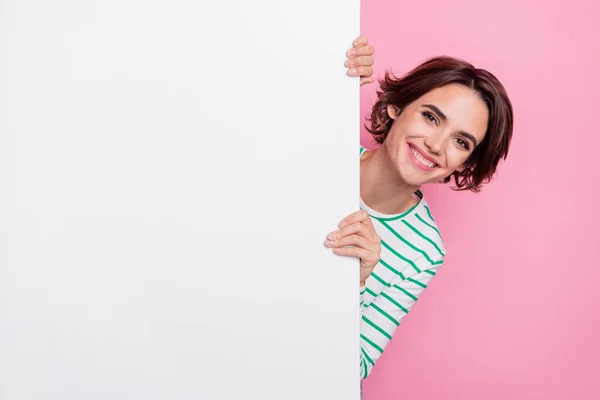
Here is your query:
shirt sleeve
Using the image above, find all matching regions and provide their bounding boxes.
[359,284,366,313]
[359,263,442,379]
[359,284,367,377]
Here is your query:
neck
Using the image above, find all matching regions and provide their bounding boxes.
[360,146,420,215]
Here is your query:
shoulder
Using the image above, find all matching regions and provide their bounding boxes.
[372,195,446,273]
[409,197,446,264]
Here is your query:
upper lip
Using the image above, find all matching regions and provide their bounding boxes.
[409,144,439,166]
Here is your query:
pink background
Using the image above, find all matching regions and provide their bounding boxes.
[360,1,600,399]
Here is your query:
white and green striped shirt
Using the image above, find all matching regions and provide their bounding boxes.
[358,147,446,379]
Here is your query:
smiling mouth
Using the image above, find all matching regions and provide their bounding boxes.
[409,144,438,169]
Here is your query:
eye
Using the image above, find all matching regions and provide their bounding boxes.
[454,137,470,150]
[421,111,438,126]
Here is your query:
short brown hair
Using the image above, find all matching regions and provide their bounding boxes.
[366,56,514,192]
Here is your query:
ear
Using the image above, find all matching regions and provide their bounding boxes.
[386,104,401,120]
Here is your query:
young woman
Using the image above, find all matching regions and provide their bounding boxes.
[325,36,514,381]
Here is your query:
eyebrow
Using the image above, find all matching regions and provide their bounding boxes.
[422,104,479,147]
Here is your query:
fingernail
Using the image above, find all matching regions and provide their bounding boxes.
[339,220,346,228]
[347,68,357,76]
[344,59,354,67]
[347,49,356,57]
[328,231,337,240]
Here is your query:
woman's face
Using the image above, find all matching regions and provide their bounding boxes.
[383,84,489,187]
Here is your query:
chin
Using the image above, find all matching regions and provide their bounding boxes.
[397,167,429,187]
[406,177,430,187]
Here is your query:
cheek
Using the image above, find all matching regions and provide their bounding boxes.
[384,123,405,150]
[386,116,432,160]
[389,114,425,139]
[404,116,429,135]
[445,148,470,171]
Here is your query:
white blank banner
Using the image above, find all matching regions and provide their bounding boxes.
[0,1,360,399]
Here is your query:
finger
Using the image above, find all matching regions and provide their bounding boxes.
[329,222,378,243]
[353,35,368,47]
[360,77,375,86]
[357,222,380,243]
[341,214,380,243]
[347,45,375,58]
[358,217,380,243]
[355,66,373,78]
[328,222,362,240]
[360,213,375,229]
[352,56,374,68]
[345,45,375,59]
[345,55,374,69]
[356,45,375,56]
[327,230,368,247]
[328,234,376,252]
[346,67,373,78]
[339,210,370,228]
[332,246,369,259]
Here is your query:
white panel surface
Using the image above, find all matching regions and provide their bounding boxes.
[0,1,359,399]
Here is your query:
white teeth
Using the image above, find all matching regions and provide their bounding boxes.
[410,146,436,168]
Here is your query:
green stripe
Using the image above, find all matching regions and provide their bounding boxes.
[407,277,427,289]
[425,269,437,276]
[379,220,442,266]
[361,346,375,366]
[379,257,406,279]
[423,205,435,221]
[392,284,417,301]
[381,239,421,274]
[361,334,384,353]
[365,286,386,305]
[402,220,445,258]
[360,147,365,155]
[372,272,418,301]
[370,303,399,326]
[416,213,442,238]
[371,272,390,287]
[381,292,409,314]
[362,316,392,340]
[361,358,367,379]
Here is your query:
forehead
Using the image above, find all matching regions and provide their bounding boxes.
[417,84,489,140]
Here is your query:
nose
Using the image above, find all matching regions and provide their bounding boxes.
[424,133,444,155]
